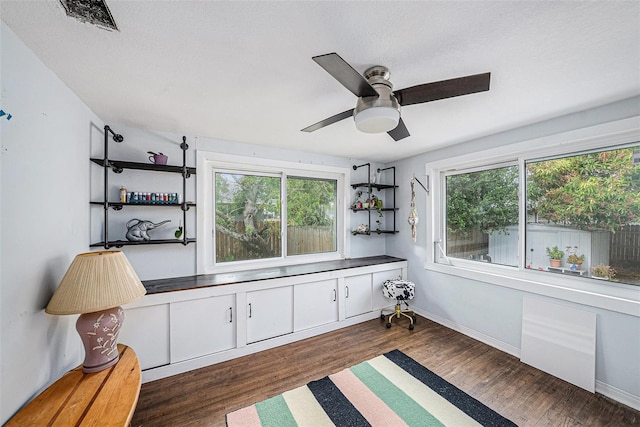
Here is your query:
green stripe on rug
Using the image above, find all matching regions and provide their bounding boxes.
[351,361,445,427]
[367,355,481,426]
[254,394,297,427]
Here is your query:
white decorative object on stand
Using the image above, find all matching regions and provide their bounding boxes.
[408,177,419,242]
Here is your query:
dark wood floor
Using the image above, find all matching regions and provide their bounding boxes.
[132,316,639,426]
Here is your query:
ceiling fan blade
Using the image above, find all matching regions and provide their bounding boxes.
[312,53,379,98]
[387,117,410,141]
[394,72,491,106]
[301,109,354,133]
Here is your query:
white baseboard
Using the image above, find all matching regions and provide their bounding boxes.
[596,380,640,411]
[413,308,520,357]
[415,308,640,411]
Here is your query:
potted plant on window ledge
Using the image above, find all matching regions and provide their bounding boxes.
[546,246,565,268]
[567,253,585,270]
[591,264,616,280]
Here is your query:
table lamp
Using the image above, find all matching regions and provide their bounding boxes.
[45,250,146,373]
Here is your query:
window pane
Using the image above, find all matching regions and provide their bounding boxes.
[286,176,337,255]
[215,172,281,263]
[445,165,519,266]
[526,146,640,285]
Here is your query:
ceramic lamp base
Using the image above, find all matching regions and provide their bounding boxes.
[76,306,125,373]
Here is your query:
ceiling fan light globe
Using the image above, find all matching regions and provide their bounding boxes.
[354,107,400,133]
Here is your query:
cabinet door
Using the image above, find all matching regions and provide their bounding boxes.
[294,279,338,331]
[170,294,236,363]
[344,274,372,318]
[119,304,170,371]
[372,269,403,310]
[247,286,293,344]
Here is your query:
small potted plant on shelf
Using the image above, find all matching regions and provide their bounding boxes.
[371,194,383,211]
[352,224,369,235]
[369,194,384,232]
[352,191,364,209]
[567,253,585,270]
[545,246,565,268]
[591,264,616,280]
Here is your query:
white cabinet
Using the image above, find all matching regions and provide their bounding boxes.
[128,259,407,382]
[344,274,372,318]
[294,279,338,331]
[170,294,236,363]
[119,304,170,371]
[247,286,293,343]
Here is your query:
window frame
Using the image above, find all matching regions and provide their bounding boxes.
[197,151,348,274]
[440,160,520,269]
[426,118,640,315]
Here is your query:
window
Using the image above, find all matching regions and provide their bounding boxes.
[435,141,640,287]
[525,146,640,285]
[287,176,337,256]
[444,164,519,267]
[198,152,346,272]
[215,171,282,263]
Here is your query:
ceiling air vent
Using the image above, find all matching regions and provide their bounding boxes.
[59,0,118,31]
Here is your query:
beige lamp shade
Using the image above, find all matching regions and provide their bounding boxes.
[46,251,146,315]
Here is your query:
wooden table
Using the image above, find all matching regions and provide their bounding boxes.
[6,344,141,426]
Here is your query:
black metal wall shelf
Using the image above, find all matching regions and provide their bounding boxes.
[90,158,196,176]
[350,207,398,212]
[90,201,196,210]
[91,126,196,249]
[351,183,398,190]
[90,238,197,249]
[350,164,398,235]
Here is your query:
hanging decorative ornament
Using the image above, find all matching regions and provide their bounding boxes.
[408,177,419,242]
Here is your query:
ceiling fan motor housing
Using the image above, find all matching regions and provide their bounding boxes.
[353,66,401,133]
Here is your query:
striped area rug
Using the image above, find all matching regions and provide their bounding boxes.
[226,349,516,426]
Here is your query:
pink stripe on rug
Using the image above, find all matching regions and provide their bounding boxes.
[329,368,409,426]
[226,404,261,426]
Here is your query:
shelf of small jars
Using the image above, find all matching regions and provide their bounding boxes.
[90,201,196,210]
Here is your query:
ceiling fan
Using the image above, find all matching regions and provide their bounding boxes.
[301,53,491,141]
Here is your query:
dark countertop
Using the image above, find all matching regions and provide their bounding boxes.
[142,255,406,294]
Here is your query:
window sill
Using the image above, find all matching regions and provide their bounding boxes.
[424,261,640,317]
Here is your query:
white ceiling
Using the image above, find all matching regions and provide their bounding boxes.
[2,1,639,162]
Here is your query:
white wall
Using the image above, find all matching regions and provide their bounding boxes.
[0,22,104,423]
[386,98,640,409]
[2,15,638,422]
[93,124,387,280]
[0,20,387,422]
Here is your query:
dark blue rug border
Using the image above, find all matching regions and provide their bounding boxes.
[384,349,517,427]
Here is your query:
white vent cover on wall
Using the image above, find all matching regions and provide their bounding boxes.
[521,297,596,392]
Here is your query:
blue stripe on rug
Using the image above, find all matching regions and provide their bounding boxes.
[307,375,371,426]
[383,349,517,427]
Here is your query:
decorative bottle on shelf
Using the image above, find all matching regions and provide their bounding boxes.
[120,186,127,203]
